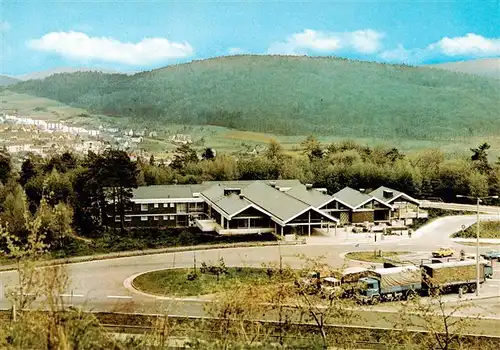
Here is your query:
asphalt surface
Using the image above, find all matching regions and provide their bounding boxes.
[1,211,500,331]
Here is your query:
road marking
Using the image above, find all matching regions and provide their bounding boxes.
[155,297,210,302]
[107,295,132,299]
[60,294,84,298]
[488,284,498,287]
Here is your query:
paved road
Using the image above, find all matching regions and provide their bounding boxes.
[1,214,500,320]
[420,201,500,215]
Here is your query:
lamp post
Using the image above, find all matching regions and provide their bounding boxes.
[456,194,499,296]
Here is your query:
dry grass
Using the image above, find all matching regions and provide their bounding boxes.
[222,130,276,143]
[345,251,410,263]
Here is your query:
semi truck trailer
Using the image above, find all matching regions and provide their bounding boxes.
[421,260,492,295]
[357,260,493,304]
[357,266,421,304]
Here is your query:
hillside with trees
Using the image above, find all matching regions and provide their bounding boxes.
[6,55,500,140]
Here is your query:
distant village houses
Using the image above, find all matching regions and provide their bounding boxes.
[170,134,193,144]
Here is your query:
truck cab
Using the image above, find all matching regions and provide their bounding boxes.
[485,263,493,279]
[357,277,381,304]
[320,277,342,299]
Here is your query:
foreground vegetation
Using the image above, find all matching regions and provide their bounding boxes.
[6,55,500,140]
[453,221,500,239]
[0,223,499,349]
[345,251,410,264]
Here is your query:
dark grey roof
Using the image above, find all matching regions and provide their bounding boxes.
[333,187,372,208]
[285,186,334,208]
[241,181,310,223]
[132,185,205,200]
[369,186,420,205]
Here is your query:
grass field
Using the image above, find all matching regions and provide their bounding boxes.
[453,221,500,239]
[345,251,410,264]
[132,267,284,297]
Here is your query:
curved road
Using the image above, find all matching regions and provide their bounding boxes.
[1,214,499,314]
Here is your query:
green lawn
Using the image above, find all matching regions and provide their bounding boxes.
[345,251,410,264]
[453,221,500,239]
[132,267,286,297]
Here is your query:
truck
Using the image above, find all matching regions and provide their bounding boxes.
[357,260,493,304]
[357,265,422,304]
[421,260,492,295]
[320,267,372,299]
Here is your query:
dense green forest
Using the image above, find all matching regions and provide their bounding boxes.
[6,55,500,140]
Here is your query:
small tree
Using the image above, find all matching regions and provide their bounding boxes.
[0,211,48,311]
[388,291,479,350]
[201,148,215,161]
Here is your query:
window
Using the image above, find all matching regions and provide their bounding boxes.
[170,203,175,208]
[114,216,120,222]
[141,204,148,212]
[163,216,168,220]
[169,215,174,221]
[154,203,159,208]
[125,216,131,222]
[177,203,186,213]
[141,216,148,221]
[154,216,159,221]
[163,203,168,208]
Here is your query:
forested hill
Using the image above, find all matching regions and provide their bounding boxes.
[6,55,500,140]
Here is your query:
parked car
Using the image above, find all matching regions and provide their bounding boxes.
[481,250,500,261]
[432,247,455,258]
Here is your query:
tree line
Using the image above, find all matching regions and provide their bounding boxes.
[0,138,499,254]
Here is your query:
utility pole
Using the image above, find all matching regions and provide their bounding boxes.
[476,197,480,297]
[457,194,499,296]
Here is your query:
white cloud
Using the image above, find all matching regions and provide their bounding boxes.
[268,29,384,55]
[349,30,384,54]
[379,44,412,63]
[228,47,245,55]
[27,31,194,65]
[0,21,11,32]
[429,33,500,56]
[379,33,500,64]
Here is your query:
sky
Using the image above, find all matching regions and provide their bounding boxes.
[1,0,499,76]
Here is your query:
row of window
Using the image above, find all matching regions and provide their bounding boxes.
[141,203,175,211]
[140,203,204,212]
[115,215,176,222]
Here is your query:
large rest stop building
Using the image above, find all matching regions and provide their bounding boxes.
[109,180,422,236]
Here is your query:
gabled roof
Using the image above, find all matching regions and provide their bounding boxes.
[200,184,226,202]
[369,186,421,206]
[333,186,392,210]
[333,187,373,209]
[212,193,252,217]
[132,184,206,200]
[241,181,311,223]
[200,183,274,220]
[285,185,334,208]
